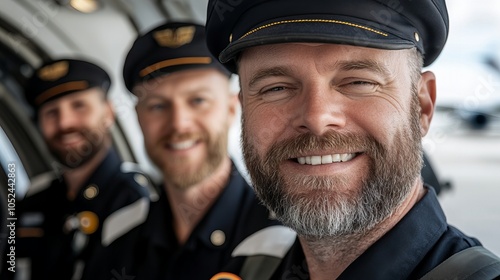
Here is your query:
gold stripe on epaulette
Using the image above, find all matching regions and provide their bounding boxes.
[139,57,212,77]
[35,81,89,105]
[17,227,44,238]
[239,19,389,41]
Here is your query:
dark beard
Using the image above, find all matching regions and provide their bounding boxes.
[48,128,109,169]
[242,94,423,238]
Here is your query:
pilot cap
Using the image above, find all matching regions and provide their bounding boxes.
[206,0,449,72]
[25,58,111,109]
[123,21,231,93]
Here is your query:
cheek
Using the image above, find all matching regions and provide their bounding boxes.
[140,118,164,141]
[39,121,55,139]
[243,105,287,155]
[350,99,409,143]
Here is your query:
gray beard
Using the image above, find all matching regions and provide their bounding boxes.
[242,96,423,239]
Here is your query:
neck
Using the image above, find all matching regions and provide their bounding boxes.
[301,179,426,280]
[63,145,110,200]
[165,157,232,245]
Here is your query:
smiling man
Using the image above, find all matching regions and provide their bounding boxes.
[13,59,151,280]
[123,22,282,279]
[205,0,500,279]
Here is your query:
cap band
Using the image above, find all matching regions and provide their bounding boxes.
[35,81,89,106]
[238,19,389,42]
[139,57,213,77]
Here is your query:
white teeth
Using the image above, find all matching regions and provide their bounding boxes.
[321,155,332,164]
[297,153,356,165]
[170,140,196,150]
[340,153,349,161]
[311,156,322,165]
[61,133,82,144]
[332,154,341,162]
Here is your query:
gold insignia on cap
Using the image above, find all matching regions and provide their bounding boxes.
[153,26,196,48]
[78,211,99,235]
[210,230,226,246]
[38,61,69,81]
[84,184,99,200]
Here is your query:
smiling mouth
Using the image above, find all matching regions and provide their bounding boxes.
[59,132,84,145]
[295,153,359,165]
[168,140,198,150]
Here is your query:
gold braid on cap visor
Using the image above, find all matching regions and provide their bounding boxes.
[35,81,89,106]
[235,19,389,42]
[139,57,212,77]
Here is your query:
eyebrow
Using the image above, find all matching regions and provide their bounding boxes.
[336,59,393,78]
[248,66,292,89]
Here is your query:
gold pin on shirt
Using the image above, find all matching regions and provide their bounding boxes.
[78,211,99,235]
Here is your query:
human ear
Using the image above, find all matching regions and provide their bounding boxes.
[417,71,437,137]
[104,100,115,129]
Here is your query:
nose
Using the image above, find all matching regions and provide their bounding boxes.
[293,85,347,135]
[57,106,79,131]
[169,103,193,133]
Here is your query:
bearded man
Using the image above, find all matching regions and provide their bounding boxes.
[14,58,151,280]
[123,22,281,280]
[205,0,500,279]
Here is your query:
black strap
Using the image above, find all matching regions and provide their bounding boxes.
[420,246,500,280]
[239,255,282,280]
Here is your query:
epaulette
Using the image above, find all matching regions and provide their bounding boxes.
[101,196,149,246]
[23,172,58,198]
[120,162,159,201]
[213,225,297,280]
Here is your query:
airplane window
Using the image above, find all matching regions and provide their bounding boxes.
[0,125,30,198]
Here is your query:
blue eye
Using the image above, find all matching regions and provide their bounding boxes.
[148,104,165,111]
[191,97,206,106]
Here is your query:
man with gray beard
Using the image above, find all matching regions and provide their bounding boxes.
[205,0,500,279]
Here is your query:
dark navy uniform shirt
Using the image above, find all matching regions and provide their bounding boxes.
[136,163,280,280]
[275,186,481,279]
[15,148,151,280]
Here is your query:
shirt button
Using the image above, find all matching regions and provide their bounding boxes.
[210,230,226,246]
[84,184,99,200]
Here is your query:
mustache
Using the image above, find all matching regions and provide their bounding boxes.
[52,129,82,140]
[263,131,384,165]
[158,132,205,143]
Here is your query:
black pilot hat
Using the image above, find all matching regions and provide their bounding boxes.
[205,0,449,73]
[123,21,231,93]
[25,58,111,109]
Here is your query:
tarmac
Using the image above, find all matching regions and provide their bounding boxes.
[428,110,500,255]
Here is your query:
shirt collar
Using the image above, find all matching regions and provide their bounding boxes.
[194,164,247,250]
[147,162,247,251]
[79,148,120,193]
[282,186,448,279]
[67,148,120,201]
[339,186,447,279]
